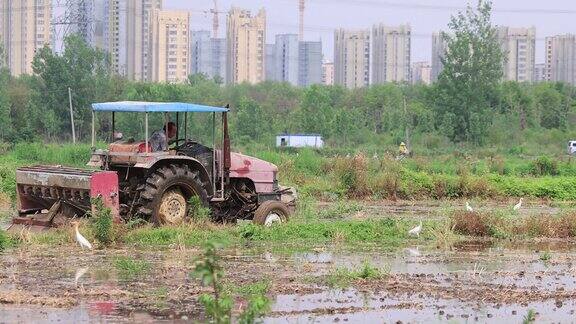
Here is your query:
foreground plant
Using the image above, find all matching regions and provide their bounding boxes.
[192,240,232,323]
[192,240,270,324]
[90,198,114,246]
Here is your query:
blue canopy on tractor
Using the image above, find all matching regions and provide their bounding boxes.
[91,101,229,113]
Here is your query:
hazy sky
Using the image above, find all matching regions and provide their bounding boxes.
[164,0,576,63]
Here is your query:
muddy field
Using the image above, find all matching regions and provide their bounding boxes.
[2,201,576,323]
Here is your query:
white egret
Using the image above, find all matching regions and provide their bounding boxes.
[513,198,524,211]
[72,221,93,250]
[466,201,474,212]
[408,221,423,237]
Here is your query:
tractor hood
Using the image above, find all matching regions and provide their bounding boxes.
[229,152,278,193]
[230,152,278,173]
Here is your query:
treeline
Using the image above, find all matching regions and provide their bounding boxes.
[0,35,575,153]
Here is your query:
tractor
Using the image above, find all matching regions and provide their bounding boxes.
[10,102,295,230]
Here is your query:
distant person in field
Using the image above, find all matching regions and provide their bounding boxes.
[150,122,177,152]
[398,142,409,157]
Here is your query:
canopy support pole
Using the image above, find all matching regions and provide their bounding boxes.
[145,113,149,154]
[91,111,95,148]
[212,112,216,196]
[184,112,188,141]
[111,112,115,142]
[176,112,179,143]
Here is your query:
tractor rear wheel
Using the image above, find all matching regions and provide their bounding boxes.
[137,164,208,225]
[253,201,290,227]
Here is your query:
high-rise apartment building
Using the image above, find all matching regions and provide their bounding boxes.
[272,34,299,85]
[411,62,432,85]
[322,60,334,85]
[498,26,536,82]
[226,7,266,85]
[298,41,322,87]
[534,63,547,83]
[0,0,51,76]
[108,0,162,80]
[148,10,190,83]
[431,32,447,82]
[334,29,370,89]
[265,44,276,82]
[371,24,411,84]
[89,0,108,50]
[545,34,576,85]
[190,31,226,82]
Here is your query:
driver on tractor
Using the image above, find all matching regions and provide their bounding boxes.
[149,122,177,152]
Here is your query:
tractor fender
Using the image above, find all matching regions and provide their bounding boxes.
[135,156,213,196]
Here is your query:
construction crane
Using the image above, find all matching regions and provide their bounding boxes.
[211,0,219,38]
[299,0,305,41]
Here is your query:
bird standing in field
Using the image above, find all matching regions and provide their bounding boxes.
[408,221,423,237]
[513,198,524,211]
[466,201,474,212]
[72,221,93,250]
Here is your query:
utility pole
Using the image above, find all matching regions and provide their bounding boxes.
[403,97,411,153]
[68,87,76,143]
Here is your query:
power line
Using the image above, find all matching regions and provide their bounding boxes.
[306,0,576,15]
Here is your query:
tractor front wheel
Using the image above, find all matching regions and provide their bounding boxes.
[253,201,290,227]
[137,164,208,226]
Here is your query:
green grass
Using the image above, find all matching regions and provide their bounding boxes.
[3,143,576,202]
[326,261,389,288]
[226,280,270,298]
[0,229,9,251]
[539,251,552,262]
[122,217,435,252]
[114,256,151,279]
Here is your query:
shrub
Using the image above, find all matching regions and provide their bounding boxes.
[451,211,489,236]
[530,156,558,176]
[334,154,370,198]
[370,158,402,200]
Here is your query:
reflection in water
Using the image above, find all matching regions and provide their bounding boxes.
[74,267,89,285]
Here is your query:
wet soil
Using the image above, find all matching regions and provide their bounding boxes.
[2,200,576,323]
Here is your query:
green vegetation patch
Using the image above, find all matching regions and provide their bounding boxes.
[114,256,151,279]
[451,210,576,239]
[326,261,389,288]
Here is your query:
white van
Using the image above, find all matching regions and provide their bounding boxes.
[568,141,576,155]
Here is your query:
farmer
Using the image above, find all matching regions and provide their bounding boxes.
[149,122,177,152]
[399,142,409,157]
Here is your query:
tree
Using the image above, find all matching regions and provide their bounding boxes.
[233,97,267,141]
[32,34,110,140]
[534,83,566,129]
[0,68,10,141]
[434,0,504,143]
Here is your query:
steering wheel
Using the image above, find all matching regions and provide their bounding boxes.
[171,139,196,149]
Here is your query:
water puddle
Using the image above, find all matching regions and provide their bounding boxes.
[2,241,576,322]
[265,289,576,323]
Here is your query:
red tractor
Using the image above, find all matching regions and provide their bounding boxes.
[11,102,295,230]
